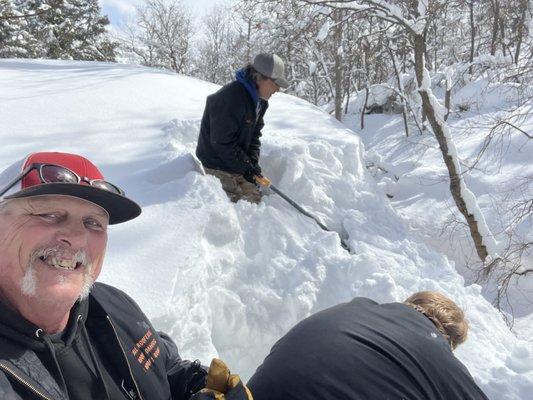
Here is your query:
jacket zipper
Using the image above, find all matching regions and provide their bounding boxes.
[0,361,54,400]
[106,316,145,400]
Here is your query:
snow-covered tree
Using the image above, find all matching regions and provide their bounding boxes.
[194,3,241,84]
[296,0,500,264]
[1,0,116,61]
[0,0,36,57]
[119,0,192,73]
[21,0,117,61]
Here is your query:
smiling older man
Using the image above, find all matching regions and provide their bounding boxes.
[0,152,251,400]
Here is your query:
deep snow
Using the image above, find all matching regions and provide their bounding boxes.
[346,79,532,319]
[0,59,531,399]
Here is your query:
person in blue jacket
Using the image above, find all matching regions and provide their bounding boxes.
[248,291,489,400]
[196,53,289,203]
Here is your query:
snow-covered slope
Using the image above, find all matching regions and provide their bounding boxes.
[1,60,531,399]
[346,79,533,320]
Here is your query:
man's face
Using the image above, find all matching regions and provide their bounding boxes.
[0,196,108,311]
[258,78,280,100]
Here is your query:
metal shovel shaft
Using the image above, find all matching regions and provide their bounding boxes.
[268,184,351,252]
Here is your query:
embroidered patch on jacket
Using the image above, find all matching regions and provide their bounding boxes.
[131,329,161,372]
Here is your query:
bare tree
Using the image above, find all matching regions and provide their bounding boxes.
[360,37,370,130]
[385,34,409,135]
[302,0,498,263]
[468,0,475,75]
[119,0,192,73]
[489,0,500,56]
[195,3,240,84]
[511,0,529,64]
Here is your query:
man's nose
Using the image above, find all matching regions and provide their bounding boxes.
[55,219,88,248]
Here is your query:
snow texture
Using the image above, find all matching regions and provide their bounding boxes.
[317,20,330,42]
[347,73,532,352]
[0,60,531,399]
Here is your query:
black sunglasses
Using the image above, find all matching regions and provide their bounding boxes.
[0,163,124,198]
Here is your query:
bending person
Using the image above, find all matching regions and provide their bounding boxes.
[196,53,289,203]
[248,291,488,400]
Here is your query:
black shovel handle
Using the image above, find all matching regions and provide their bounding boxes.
[268,184,351,252]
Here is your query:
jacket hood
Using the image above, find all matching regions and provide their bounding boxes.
[0,297,89,351]
[235,68,259,105]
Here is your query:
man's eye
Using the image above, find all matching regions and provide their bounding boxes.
[84,218,105,231]
[36,213,60,221]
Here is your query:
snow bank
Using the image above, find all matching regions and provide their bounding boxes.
[0,59,531,399]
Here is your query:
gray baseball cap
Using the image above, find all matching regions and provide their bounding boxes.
[252,53,290,89]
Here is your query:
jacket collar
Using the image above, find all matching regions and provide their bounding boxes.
[235,68,259,105]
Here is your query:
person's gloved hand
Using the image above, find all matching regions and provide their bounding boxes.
[243,164,262,185]
[190,359,253,400]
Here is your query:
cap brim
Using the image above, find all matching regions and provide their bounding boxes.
[274,77,290,89]
[5,183,141,224]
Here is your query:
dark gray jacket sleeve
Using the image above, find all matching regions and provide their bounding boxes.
[158,332,207,400]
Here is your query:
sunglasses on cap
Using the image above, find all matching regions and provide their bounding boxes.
[0,163,125,198]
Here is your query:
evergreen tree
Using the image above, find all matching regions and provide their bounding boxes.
[0,0,37,57]
[20,0,117,61]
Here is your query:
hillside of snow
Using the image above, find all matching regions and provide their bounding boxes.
[346,80,532,320]
[0,59,531,399]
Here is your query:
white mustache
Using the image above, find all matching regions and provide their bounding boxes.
[22,245,95,299]
[31,245,90,268]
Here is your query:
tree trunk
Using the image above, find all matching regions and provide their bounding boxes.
[312,73,319,106]
[490,0,500,56]
[386,38,409,136]
[361,86,369,130]
[499,15,506,58]
[333,10,343,121]
[344,84,351,115]
[433,23,438,73]
[423,28,432,71]
[468,0,475,75]
[444,86,451,121]
[360,36,370,130]
[246,18,252,61]
[413,34,489,262]
[513,0,528,63]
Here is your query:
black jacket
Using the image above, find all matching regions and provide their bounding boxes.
[0,283,206,400]
[248,297,488,400]
[196,80,268,174]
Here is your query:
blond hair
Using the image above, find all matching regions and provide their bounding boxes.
[404,291,468,350]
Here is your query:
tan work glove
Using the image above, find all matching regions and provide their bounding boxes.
[254,175,271,187]
[191,358,253,400]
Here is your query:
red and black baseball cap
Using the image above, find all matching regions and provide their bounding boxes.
[0,152,141,224]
